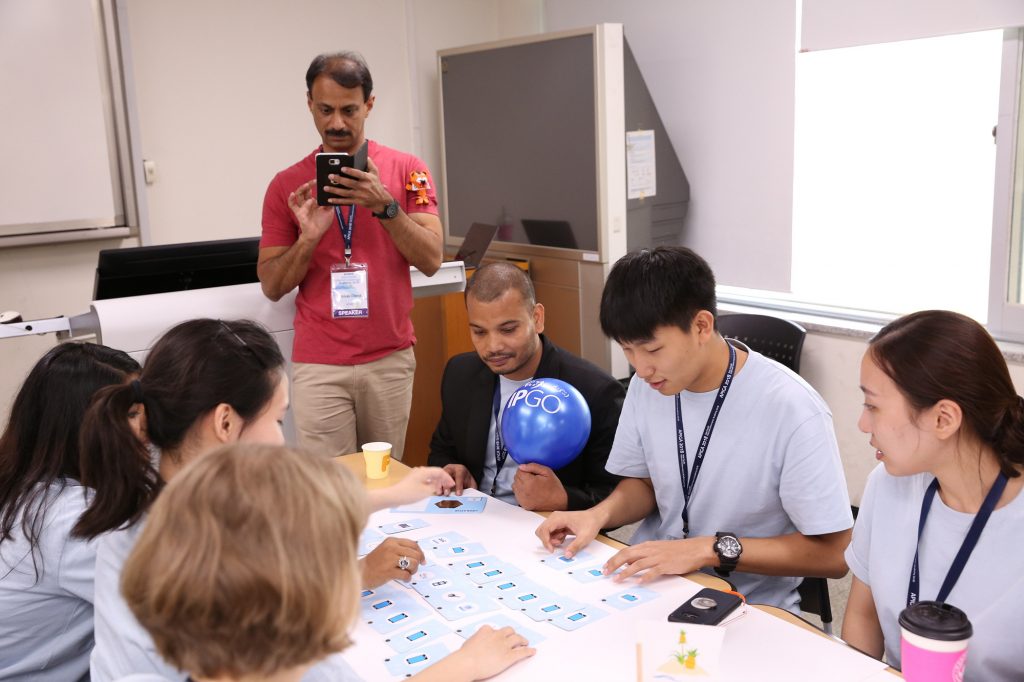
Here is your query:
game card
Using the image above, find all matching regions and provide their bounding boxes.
[435,541,488,558]
[378,518,429,534]
[422,531,469,551]
[383,641,452,677]
[391,495,488,514]
[385,619,453,653]
[420,585,500,621]
[538,549,596,571]
[601,586,660,610]
[567,565,617,584]
[366,600,433,634]
[481,575,544,598]
[465,562,524,585]
[548,606,609,631]
[521,595,586,622]
[455,612,547,647]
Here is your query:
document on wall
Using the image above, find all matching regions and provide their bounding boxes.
[627,129,657,200]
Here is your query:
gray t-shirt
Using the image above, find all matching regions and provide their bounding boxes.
[606,348,853,610]
[481,375,533,505]
[0,481,95,682]
[846,463,1024,680]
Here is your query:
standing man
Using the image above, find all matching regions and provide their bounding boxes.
[258,52,442,460]
[536,247,853,611]
[429,262,624,511]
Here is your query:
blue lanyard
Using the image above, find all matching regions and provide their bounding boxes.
[675,342,737,538]
[906,471,1008,607]
[334,205,356,266]
[491,383,510,496]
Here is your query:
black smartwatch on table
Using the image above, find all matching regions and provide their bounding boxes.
[373,199,400,220]
[713,531,742,577]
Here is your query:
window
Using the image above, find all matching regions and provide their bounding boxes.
[790,30,1003,323]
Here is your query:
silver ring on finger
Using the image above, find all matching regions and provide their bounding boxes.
[397,556,411,571]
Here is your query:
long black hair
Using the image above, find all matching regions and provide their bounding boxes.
[74,319,285,539]
[0,342,140,575]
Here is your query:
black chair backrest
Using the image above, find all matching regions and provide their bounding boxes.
[717,313,806,373]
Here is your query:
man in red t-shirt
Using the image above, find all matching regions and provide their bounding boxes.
[257,52,442,460]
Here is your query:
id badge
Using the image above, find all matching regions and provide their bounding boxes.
[330,262,369,318]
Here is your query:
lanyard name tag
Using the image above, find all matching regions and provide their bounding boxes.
[330,262,369,318]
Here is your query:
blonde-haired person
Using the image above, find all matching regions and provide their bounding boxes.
[845,310,1024,680]
[121,444,534,682]
[77,318,454,682]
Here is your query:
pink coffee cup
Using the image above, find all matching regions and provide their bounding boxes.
[898,601,972,682]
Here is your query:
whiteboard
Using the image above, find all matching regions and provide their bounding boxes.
[0,0,125,239]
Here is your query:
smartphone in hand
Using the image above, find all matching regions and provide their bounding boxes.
[315,141,369,207]
[667,588,743,625]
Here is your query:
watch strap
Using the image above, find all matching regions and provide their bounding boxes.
[373,199,400,220]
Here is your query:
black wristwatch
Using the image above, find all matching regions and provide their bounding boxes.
[713,531,742,577]
[373,199,400,220]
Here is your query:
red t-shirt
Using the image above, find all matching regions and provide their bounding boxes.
[260,141,439,365]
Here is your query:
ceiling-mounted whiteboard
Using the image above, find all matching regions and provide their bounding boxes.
[0,0,129,243]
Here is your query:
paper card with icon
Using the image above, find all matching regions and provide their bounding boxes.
[391,494,488,514]
[418,583,500,621]
[385,618,453,653]
[481,575,544,598]
[383,641,452,677]
[366,600,433,634]
[567,564,621,583]
[521,595,587,622]
[601,586,661,611]
[465,561,524,585]
[455,612,547,647]
[435,541,488,558]
[378,518,429,534]
[538,549,595,571]
[422,531,470,552]
[635,620,726,679]
[547,605,609,631]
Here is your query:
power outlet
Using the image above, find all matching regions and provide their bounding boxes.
[143,159,156,185]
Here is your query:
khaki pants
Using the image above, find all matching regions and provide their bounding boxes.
[292,347,416,460]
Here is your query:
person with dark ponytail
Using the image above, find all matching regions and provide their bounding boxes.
[0,342,140,681]
[78,318,452,682]
[844,310,1024,680]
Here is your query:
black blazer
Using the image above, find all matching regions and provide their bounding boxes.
[428,334,624,510]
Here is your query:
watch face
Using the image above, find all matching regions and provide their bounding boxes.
[385,200,399,218]
[718,536,741,559]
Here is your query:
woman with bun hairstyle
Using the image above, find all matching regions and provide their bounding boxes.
[844,310,1024,680]
[77,318,452,682]
[0,342,139,681]
[122,444,533,682]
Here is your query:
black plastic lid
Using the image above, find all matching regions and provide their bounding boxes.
[898,601,973,641]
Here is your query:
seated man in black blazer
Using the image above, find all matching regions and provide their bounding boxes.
[429,262,624,511]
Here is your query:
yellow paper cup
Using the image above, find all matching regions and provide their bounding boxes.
[362,441,392,480]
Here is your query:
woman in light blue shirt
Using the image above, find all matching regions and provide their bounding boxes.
[845,310,1024,681]
[0,343,139,681]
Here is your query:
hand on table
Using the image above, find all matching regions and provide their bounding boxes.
[361,537,424,588]
[287,179,334,244]
[440,464,477,496]
[603,537,714,584]
[512,462,568,511]
[437,625,535,680]
[534,508,602,558]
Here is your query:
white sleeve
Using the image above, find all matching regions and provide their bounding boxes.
[845,463,884,587]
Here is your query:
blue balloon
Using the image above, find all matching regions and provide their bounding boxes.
[501,378,592,469]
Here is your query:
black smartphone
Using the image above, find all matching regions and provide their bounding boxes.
[316,152,354,206]
[314,141,367,206]
[667,588,743,625]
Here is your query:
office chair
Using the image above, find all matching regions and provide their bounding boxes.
[717,313,834,634]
